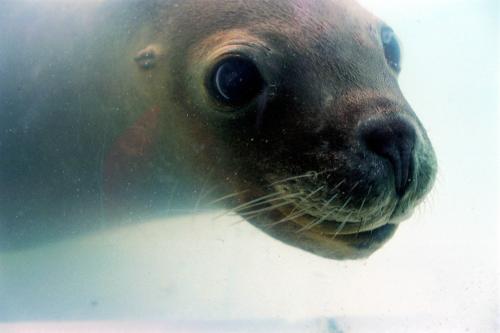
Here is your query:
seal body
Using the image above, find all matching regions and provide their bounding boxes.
[0,0,437,259]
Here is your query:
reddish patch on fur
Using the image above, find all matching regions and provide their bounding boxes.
[103,107,161,212]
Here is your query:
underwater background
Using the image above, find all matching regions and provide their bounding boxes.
[0,0,498,332]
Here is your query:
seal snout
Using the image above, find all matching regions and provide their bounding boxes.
[360,116,416,197]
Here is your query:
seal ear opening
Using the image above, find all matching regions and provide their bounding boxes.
[134,44,164,70]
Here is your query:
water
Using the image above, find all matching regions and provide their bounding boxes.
[0,0,498,332]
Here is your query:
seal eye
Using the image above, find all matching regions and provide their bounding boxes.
[381,27,401,73]
[209,56,265,107]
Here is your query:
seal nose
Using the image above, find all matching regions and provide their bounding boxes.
[361,117,416,196]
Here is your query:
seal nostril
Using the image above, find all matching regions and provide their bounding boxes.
[361,117,416,197]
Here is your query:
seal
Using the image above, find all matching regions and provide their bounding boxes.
[0,0,436,259]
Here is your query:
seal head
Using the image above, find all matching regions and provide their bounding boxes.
[141,0,437,259]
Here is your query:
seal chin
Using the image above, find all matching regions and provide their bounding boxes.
[231,169,423,259]
[245,205,399,260]
[238,192,402,259]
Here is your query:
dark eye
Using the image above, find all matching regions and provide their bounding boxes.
[208,56,265,107]
[381,26,401,73]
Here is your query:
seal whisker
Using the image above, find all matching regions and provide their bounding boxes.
[333,211,354,239]
[306,185,326,198]
[284,185,326,217]
[238,199,297,217]
[232,192,299,213]
[234,195,298,214]
[356,186,372,237]
[268,168,337,187]
[192,169,212,212]
[206,189,250,206]
[317,178,346,208]
[322,195,356,238]
[293,178,347,232]
[338,193,354,210]
[220,191,283,216]
[229,200,297,226]
[295,194,340,233]
[194,182,219,212]
[265,209,309,229]
[350,180,361,192]
[331,178,346,191]
[214,191,300,221]
[332,180,361,213]
[298,194,354,233]
[259,185,325,230]
[268,171,318,187]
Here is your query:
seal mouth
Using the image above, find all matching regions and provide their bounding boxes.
[232,185,402,259]
[226,165,424,259]
[274,205,392,237]
[261,178,397,238]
